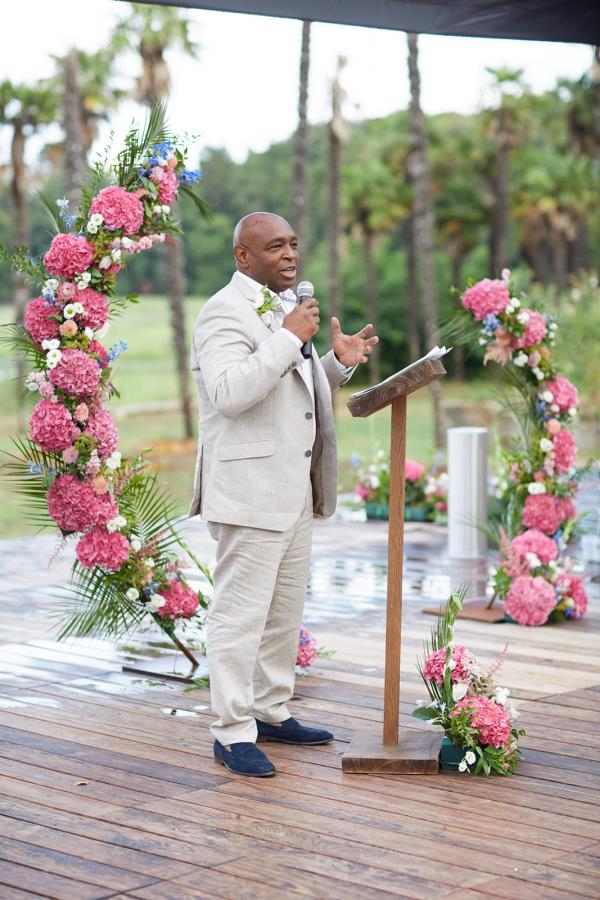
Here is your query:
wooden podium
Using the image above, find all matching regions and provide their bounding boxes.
[341,357,447,774]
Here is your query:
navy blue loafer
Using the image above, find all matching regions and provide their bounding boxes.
[213,740,276,777]
[256,716,334,745]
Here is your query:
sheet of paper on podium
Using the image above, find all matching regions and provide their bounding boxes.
[350,345,451,399]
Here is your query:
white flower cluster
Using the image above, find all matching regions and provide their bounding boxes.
[63,301,85,319]
[42,338,62,369]
[105,450,122,471]
[87,213,104,235]
[76,272,92,290]
[106,515,127,533]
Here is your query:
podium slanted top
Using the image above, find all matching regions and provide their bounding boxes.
[347,347,450,418]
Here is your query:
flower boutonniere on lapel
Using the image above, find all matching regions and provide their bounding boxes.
[249,284,282,328]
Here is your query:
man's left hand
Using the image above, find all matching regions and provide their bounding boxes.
[331,317,379,367]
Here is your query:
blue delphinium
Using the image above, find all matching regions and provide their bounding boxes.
[107,339,128,363]
[178,168,202,184]
[482,314,500,336]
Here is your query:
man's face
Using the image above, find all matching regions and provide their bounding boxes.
[235,217,299,293]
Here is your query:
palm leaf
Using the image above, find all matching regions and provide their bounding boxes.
[2,436,63,529]
[115,101,173,188]
[35,190,66,234]
[0,323,47,367]
[179,184,212,219]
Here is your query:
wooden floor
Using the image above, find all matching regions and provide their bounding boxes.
[1,515,599,899]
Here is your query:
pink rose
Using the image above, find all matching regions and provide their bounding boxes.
[545,418,561,436]
[59,320,78,337]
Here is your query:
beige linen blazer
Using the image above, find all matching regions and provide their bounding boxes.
[189,272,349,530]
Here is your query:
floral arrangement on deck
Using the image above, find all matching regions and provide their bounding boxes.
[413,587,524,775]
[452,269,589,626]
[353,450,447,523]
[0,107,213,649]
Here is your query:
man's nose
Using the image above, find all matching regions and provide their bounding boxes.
[283,243,297,259]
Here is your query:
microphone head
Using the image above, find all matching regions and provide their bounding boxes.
[296,280,314,301]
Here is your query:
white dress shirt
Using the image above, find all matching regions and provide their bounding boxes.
[236,272,353,442]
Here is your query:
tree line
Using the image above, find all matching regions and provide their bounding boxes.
[1,6,599,440]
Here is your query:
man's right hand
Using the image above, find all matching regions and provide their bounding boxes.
[282,298,320,342]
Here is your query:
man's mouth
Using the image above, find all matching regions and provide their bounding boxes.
[280,265,296,277]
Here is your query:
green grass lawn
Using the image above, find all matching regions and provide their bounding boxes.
[0,295,595,538]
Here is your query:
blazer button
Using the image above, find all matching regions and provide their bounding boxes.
[305,412,313,419]
[305,450,312,457]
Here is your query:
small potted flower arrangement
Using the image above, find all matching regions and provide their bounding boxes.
[354,451,447,523]
[413,586,524,775]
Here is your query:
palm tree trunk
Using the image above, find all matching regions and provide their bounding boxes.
[62,49,87,209]
[363,229,380,386]
[327,60,345,324]
[406,32,443,448]
[164,238,193,439]
[292,20,311,271]
[11,122,29,428]
[405,212,420,362]
[490,114,510,277]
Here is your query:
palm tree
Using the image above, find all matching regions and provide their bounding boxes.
[343,158,406,385]
[406,33,443,447]
[486,67,526,276]
[0,80,56,423]
[117,3,197,439]
[292,20,311,271]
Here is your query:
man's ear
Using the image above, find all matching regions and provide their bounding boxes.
[234,244,248,270]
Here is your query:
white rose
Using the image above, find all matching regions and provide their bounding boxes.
[458,760,468,773]
[511,298,521,309]
[152,205,163,215]
[46,349,62,368]
[105,451,122,471]
[550,403,559,413]
[161,205,170,214]
[513,352,528,367]
[86,223,98,234]
[114,515,127,528]
[77,272,92,289]
[506,304,515,314]
[147,593,166,612]
[549,322,558,331]
[111,249,122,262]
[125,587,139,601]
[542,390,554,403]
[568,407,577,417]
[452,683,469,702]
[90,213,103,226]
[44,278,59,291]
[516,311,530,325]
[535,369,544,381]
[495,687,510,705]
[465,750,476,765]
[478,337,487,346]
[84,327,94,340]
[540,438,553,453]
[130,538,142,553]
[527,482,546,495]
[121,237,134,250]
[42,338,60,351]
[98,255,112,270]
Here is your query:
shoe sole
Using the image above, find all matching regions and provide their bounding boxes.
[214,754,276,777]
[257,736,334,745]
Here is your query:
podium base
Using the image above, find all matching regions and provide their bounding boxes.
[341,726,442,774]
[422,599,504,623]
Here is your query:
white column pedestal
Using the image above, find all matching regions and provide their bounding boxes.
[447,427,488,560]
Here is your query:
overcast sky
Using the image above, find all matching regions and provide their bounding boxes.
[0,0,593,166]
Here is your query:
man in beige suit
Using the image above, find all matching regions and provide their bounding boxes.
[190,211,377,776]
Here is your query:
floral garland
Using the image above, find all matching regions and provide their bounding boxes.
[1,112,212,646]
[414,587,524,775]
[456,270,588,626]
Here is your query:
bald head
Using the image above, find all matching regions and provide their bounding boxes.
[232,211,299,294]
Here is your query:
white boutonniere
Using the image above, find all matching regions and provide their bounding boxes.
[250,284,282,327]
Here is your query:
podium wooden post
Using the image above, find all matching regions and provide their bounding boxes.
[341,358,447,774]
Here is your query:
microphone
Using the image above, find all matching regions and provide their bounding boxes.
[296,280,315,359]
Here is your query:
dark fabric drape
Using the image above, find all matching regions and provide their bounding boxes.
[125,0,600,44]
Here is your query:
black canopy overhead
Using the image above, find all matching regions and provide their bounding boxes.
[131,1,600,44]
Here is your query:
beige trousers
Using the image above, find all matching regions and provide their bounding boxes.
[206,484,313,745]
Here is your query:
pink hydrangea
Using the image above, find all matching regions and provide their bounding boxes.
[76,288,109,330]
[560,497,576,522]
[49,348,101,399]
[87,340,109,369]
[504,574,557,626]
[462,279,510,321]
[512,310,547,349]
[511,529,558,565]
[451,695,512,747]
[405,459,426,482]
[76,526,130,570]
[29,399,79,452]
[89,186,144,235]
[43,234,95,279]
[84,408,119,458]
[556,573,587,619]
[552,429,577,474]
[47,474,117,533]
[522,494,570,535]
[545,374,579,413]
[423,645,474,685]
[156,580,199,620]
[24,297,60,345]
[296,625,318,669]
[157,169,179,205]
